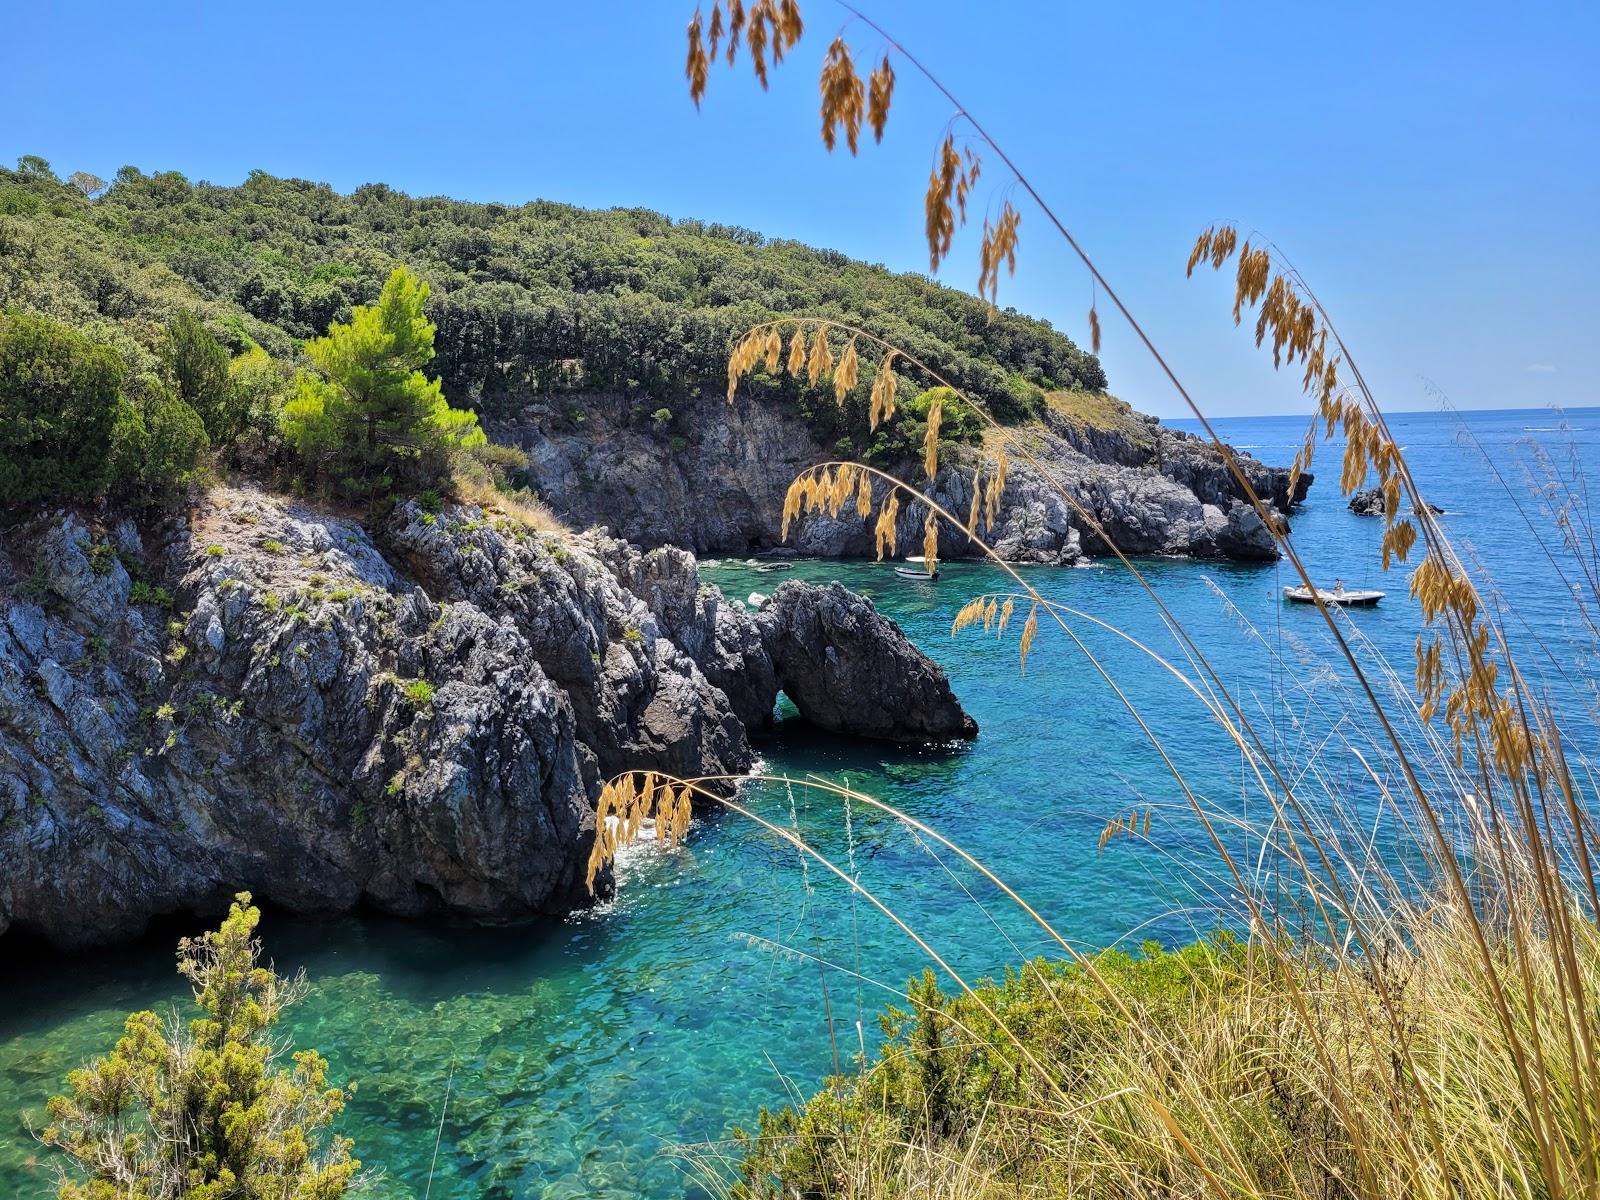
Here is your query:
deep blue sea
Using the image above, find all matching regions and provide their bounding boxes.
[4,406,1598,1198]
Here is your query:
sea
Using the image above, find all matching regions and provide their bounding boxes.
[3,406,1598,1198]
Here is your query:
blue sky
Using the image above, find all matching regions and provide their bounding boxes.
[5,0,1595,417]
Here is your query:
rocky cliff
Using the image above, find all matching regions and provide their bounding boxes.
[0,488,972,950]
[495,389,1308,565]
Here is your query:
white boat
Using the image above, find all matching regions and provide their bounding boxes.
[753,562,793,574]
[895,566,939,580]
[1283,585,1384,607]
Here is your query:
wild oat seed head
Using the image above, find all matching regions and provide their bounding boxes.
[724,0,745,63]
[686,8,710,107]
[952,595,986,634]
[957,146,979,221]
[834,336,859,404]
[922,510,939,575]
[781,475,804,540]
[826,464,857,517]
[977,202,1021,307]
[984,447,1009,530]
[1019,603,1038,672]
[806,324,834,385]
[868,351,899,429]
[1382,518,1418,570]
[777,0,803,44]
[874,493,901,560]
[726,328,764,402]
[867,55,895,142]
[924,137,968,272]
[787,326,806,375]
[1088,304,1102,356]
[708,2,724,59]
[819,37,866,154]
[923,394,943,480]
[746,1,770,86]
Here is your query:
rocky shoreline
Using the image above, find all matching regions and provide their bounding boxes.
[495,388,1309,565]
[1,390,1309,952]
[0,488,972,950]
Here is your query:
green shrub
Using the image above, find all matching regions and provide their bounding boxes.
[0,311,124,503]
[162,310,241,444]
[127,580,171,607]
[225,344,292,446]
[994,370,1048,422]
[108,376,211,498]
[402,678,435,705]
[736,940,1247,1195]
[861,386,983,468]
[86,543,116,576]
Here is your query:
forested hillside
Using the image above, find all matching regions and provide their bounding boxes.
[0,157,1102,422]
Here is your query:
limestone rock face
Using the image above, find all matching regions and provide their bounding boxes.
[757,582,977,744]
[493,390,1309,565]
[0,488,972,949]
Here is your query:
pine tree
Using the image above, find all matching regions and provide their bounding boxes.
[43,894,360,1200]
[282,266,485,495]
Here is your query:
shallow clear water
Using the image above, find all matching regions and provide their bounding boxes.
[3,406,1598,1198]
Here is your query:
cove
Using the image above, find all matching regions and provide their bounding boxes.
[3,408,1596,1198]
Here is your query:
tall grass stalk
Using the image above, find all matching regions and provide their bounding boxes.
[596,4,1600,1195]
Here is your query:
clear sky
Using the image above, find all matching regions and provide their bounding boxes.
[4,0,1595,417]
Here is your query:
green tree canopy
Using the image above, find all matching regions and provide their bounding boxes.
[0,162,1104,424]
[283,266,485,495]
[43,894,359,1200]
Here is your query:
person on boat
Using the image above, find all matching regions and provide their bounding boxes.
[1333,578,1346,596]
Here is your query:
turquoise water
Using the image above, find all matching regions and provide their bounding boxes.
[3,406,1598,1198]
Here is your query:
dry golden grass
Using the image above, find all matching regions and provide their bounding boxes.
[1044,389,1153,444]
[452,474,568,534]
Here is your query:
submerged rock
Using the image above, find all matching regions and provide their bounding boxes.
[0,488,972,949]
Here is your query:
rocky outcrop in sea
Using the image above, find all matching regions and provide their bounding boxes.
[0,488,972,950]
[494,389,1310,565]
[1349,486,1443,517]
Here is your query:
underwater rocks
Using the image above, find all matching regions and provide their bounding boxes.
[0,488,972,949]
